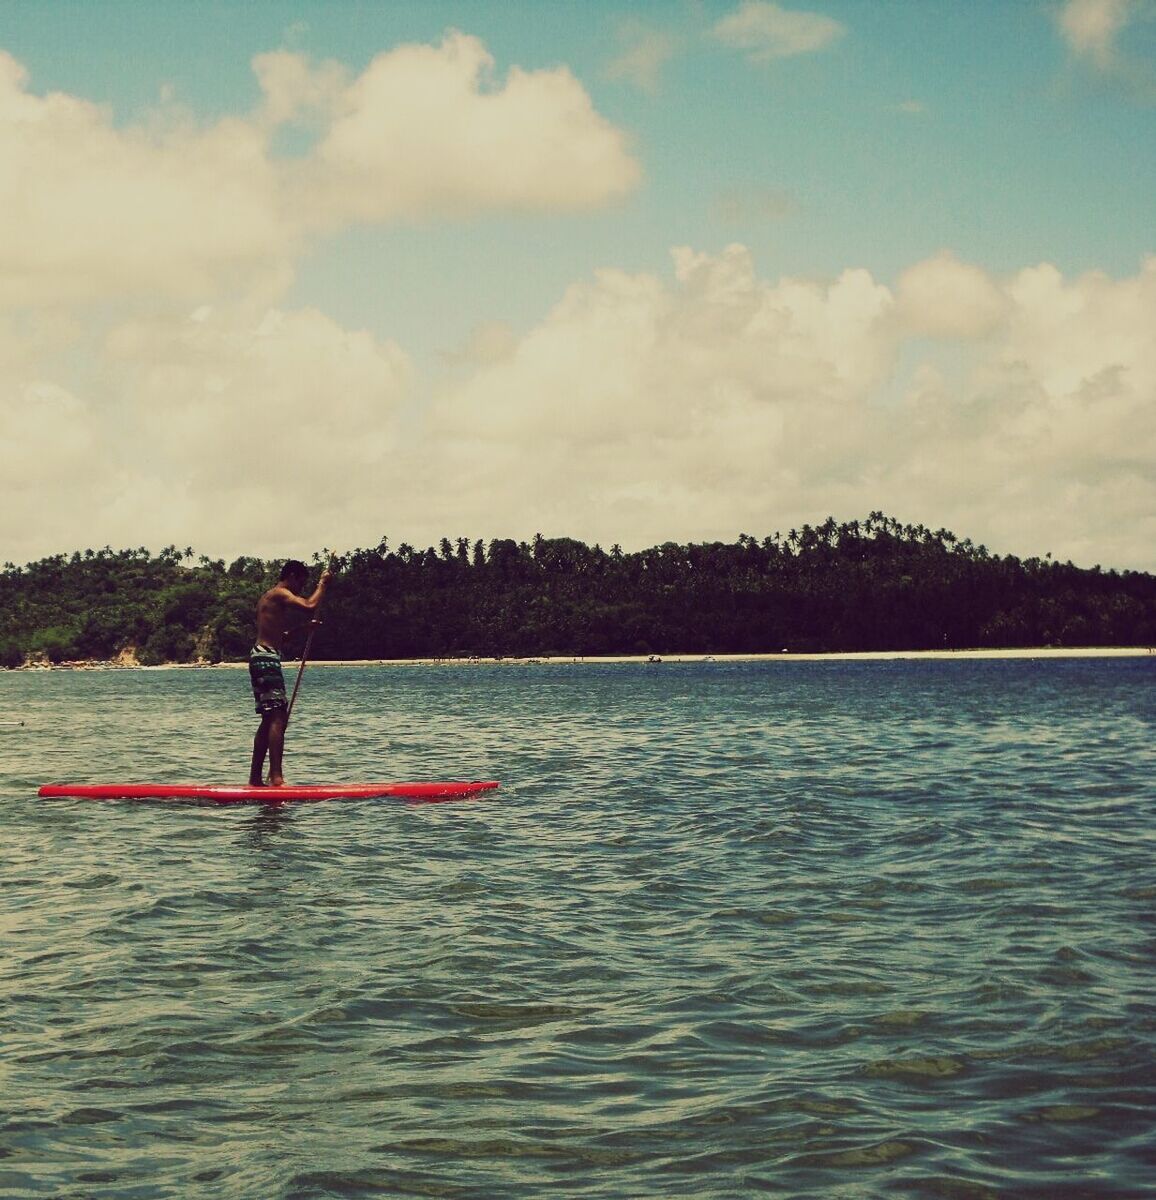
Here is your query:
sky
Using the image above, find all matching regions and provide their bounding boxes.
[2,0,1154,571]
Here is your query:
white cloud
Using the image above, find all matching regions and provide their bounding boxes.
[712,1,846,63]
[1,297,415,564]
[0,32,641,563]
[5,244,1155,571]
[896,252,1010,340]
[288,32,641,224]
[2,33,1153,574]
[98,303,414,553]
[0,36,640,310]
[442,320,519,367]
[606,20,681,93]
[252,47,347,128]
[418,249,1156,570]
[0,376,120,559]
[1058,0,1135,68]
[0,51,296,308]
[425,246,893,541]
[1056,0,1156,99]
[1002,258,1156,402]
[713,184,796,223]
[1,382,99,488]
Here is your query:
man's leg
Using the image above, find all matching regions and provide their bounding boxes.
[266,708,289,786]
[250,713,272,786]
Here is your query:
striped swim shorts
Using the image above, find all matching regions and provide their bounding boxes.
[249,645,288,714]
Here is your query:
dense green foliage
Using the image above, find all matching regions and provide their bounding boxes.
[0,546,265,668]
[2,515,1153,667]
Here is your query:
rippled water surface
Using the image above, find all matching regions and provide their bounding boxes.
[2,658,1154,1198]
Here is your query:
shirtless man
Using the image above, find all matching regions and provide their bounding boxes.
[248,560,331,786]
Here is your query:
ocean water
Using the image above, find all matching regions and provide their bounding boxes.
[1,658,1154,1199]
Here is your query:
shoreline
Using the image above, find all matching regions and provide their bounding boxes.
[14,646,1154,671]
[265,646,1156,666]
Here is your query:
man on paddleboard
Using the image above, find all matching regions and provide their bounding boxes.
[249,560,331,786]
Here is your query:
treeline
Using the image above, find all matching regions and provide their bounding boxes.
[2,514,1154,667]
[0,546,267,668]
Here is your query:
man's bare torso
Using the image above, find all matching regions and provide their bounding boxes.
[255,585,303,654]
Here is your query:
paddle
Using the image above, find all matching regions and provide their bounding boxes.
[286,556,334,724]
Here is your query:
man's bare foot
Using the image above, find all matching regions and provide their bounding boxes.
[268,776,286,787]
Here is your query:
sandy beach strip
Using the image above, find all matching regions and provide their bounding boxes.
[23,646,1155,671]
[214,646,1154,668]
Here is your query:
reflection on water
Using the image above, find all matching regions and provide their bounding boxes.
[240,802,298,851]
[2,659,1154,1198]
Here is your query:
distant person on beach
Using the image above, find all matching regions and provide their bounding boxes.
[249,560,331,786]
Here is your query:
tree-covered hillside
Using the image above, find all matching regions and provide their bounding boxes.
[2,515,1153,667]
[0,546,267,668]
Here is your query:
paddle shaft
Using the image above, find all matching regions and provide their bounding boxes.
[286,560,332,724]
[285,628,317,723]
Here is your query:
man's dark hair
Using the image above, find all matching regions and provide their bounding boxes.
[280,559,309,582]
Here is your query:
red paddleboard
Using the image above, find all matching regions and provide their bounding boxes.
[38,781,498,805]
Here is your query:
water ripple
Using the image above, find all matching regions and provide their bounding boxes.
[2,658,1154,1197]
